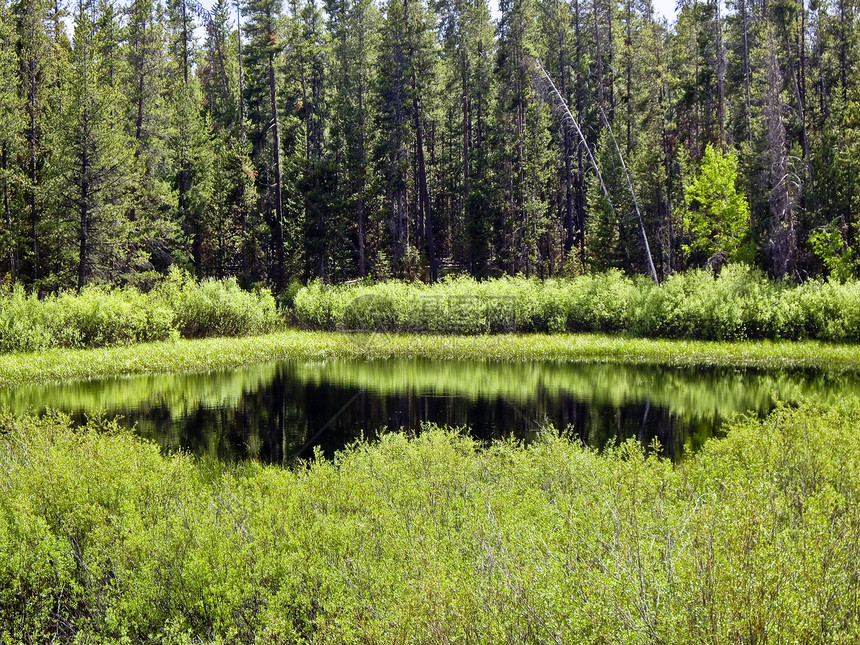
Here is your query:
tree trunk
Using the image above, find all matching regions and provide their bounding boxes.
[2,144,14,277]
[740,0,751,143]
[236,0,246,142]
[413,92,438,282]
[27,58,39,283]
[268,54,285,291]
[181,0,189,86]
[78,111,90,290]
[715,0,725,148]
[560,40,574,255]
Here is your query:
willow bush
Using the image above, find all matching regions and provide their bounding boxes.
[294,265,860,341]
[2,400,860,643]
[0,270,282,353]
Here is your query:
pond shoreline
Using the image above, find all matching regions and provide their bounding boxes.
[1,329,860,387]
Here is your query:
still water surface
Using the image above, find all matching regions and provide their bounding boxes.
[2,358,858,462]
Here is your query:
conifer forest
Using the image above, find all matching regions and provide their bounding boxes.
[0,0,858,292]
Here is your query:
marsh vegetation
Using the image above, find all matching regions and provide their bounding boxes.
[2,401,859,643]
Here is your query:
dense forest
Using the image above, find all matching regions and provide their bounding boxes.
[0,0,858,292]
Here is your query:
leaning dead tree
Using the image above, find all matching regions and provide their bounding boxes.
[534,58,659,284]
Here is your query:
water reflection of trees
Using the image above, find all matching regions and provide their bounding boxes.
[2,359,857,463]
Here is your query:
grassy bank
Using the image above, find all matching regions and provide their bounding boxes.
[2,401,859,643]
[295,266,860,342]
[1,330,860,387]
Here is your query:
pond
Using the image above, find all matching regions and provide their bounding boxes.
[2,358,858,462]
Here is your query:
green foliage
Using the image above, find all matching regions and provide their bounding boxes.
[808,221,856,282]
[2,327,860,389]
[0,284,176,352]
[3,401,860,642]
[683,144,751,263]
[294,268,860,341]
[154,267,281,338]
[0,272,282,353]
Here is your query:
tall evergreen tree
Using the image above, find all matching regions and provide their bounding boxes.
[325,0,379,277]
[54,0,135,286]
[13,0,58,283]
[375,0,439,279]
[166,0,215,274]
[0,0,22,277]
[436,0,495,273]
[243,0,285,290]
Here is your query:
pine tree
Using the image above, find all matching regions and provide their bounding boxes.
[13,0,58,283]
[243,0,285,290]
[325,0,379,277]
[493,0,554,276]
[200,0,259,279]
[375,0,439,279]
[0,0,22,277]
[436,0,494,273]
[53,0,135,286]
[125,0,183,273]
[166,0,215,275]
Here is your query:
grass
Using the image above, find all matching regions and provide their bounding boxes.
[0,330,860,387]
[2,400,860,643]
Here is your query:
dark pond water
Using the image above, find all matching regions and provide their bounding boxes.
[2,358,859,462]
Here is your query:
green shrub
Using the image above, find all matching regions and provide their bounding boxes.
[294,267,860,343]
[154,269,282,338]
[0,271,282,354]
[2,401,860,642]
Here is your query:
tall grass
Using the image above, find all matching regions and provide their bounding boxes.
[0,270,282,353]
[1,331,859,388]
[2,400,860,643]
[294,265,860,341]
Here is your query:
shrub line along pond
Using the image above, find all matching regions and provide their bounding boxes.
[2,330,860,387]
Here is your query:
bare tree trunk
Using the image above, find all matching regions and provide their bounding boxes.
[536,59,658,283]
[413,92,438,282]
[715,0,725,148]
[560,39,574,255]
[27,63,39,283]
[574,0,586,257]
[357,86,367,278]
[236,0,247,143]
[78,111,90,290]
[268,54,285,291]
[600,107,659,284]
[740,0,752,143]
[2,144,14,277]
[765,37,797,278]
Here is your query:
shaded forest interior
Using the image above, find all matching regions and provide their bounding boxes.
[0,0,857,292]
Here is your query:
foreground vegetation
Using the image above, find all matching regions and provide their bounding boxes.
[2,401,859,643]
[3,330,860,387]
[296,266,860,341]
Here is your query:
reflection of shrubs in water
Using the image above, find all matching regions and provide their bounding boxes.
[0,268,282,352]
[295,265,860,341]
[2,400,860,641]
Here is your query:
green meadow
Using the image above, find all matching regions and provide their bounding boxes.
[2,330,860,387]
